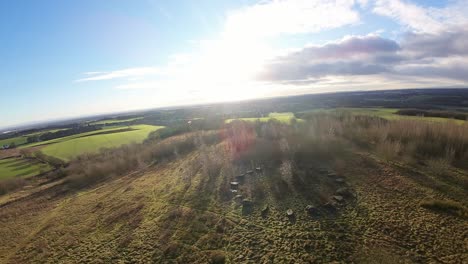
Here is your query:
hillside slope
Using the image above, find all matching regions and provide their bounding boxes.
[1,150,466,263]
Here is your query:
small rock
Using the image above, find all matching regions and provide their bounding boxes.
[323,202,337,212]
[305,205,318,215]
[246,170,254,174]
[332,195,344,203]
[230,181,239,189]
[318,167,328,174]
[286,209,294,216]
[336,187,351,197]
[242,199,253,215]
[236,175,245,182]
[261,205,269,218]
[255,167,262,172]
[242,199,253,207]
[335,178,345,183]
[234,194,243,201]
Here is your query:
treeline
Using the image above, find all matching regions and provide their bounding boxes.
[26,125,102,143]
[145,117,224,142]
[6,111,467,199]
[396,109,468,121]
[19,149,66,168]
[1,150,66,195]
[63,130,221,190]
[300,112,468,168]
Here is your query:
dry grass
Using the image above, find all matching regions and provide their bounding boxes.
[0,178,27,195]
[420,199,467,218]
[1,114,467,263]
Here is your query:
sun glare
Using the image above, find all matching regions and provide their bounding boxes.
[174,15,275,102]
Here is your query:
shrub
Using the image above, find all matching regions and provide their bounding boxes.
[63,131,221,190]
[209,250,226,264]
[0,178,26,195]
[420,199,467,218]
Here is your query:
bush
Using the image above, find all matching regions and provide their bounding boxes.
[63,131,221,190]
[420,199,467,218]
[0,178,26,195]
[209,250,226,264]
[34,151,66,168]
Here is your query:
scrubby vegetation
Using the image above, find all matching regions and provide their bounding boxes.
[0,177,26,195]
[0,157,52,180]
[397,109,468,121]
[40,125,163,161]
[1,107,467,263]
[420,199,467,218]
[64,130,221,190]
[26,125,102,143]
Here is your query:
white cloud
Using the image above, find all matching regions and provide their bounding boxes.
[223,0,360,39]
[114,81,162,90]
[372,0,468,33]
[76,67,164,82]
[83,71,104,75]
[76,0,468,102]
[259,27,468,84]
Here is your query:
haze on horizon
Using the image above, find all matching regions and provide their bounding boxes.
[1,0,468,129]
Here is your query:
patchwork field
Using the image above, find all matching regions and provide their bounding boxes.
[0,140,466,263]
[40,125,163,161]
[0,129,70,148]
[0,157,51,180]
[0,136,28,147]
[226,112,301,124]
[90,117,143,125]
[309,108,467,124]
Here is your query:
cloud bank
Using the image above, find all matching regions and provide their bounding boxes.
[77,0,468,96]
[259,25,468,84]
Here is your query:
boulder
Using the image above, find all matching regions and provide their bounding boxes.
[305,205,318,215]
[246,170,254,175]
[255,167,262,172]
[335,178,345,184]
[242,199,253,215]
[336,187,352,197]
[242,199,253,207]
[332,195,344,203]
[323,201,337,212]
[318,167,328,174]
[236,174,245,182]
[261,205,269,218]
[230,181,239,189]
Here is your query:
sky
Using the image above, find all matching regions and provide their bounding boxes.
[1,0,468,128]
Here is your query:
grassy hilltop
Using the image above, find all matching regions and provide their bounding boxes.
[0,110,467,263]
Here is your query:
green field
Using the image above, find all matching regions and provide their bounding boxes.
[0,157,52,180]
[310,108,467,124]
[90,117,143,125]
[0,129,69,148]
[25,128,67,137]
[41,125,163,161]
[226,112,302,124]
[0,136,27,147]
[23,126,134,148]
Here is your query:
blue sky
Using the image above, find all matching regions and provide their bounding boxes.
[1,0,467,129]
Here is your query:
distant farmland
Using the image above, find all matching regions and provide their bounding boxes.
[306,108,467,124]
[226,112,301,124]
[41,125,163,161]
[0,128,69,148]
[0,157,51,180]
[90,117,143,125]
